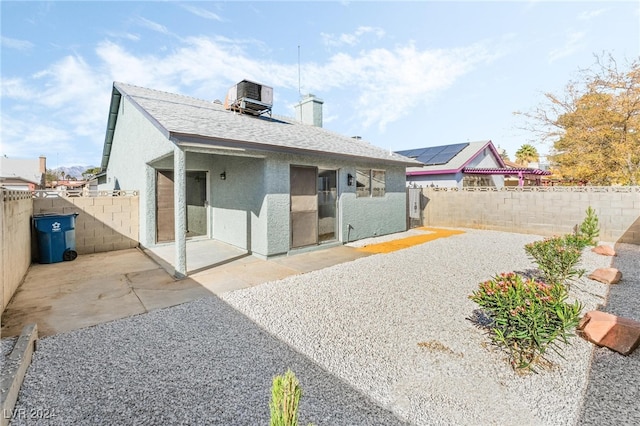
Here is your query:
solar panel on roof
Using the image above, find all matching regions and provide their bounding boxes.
[425,153,456,165]
[439,143,469,154]
[397,142,470,165]
[411,143,469,165]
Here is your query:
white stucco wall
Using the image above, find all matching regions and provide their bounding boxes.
[103,96,174,246]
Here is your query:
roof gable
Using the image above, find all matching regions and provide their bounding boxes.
[101,82,421,169]
[398,140,505,176]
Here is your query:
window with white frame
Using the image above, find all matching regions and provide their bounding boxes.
[356,169,385,197]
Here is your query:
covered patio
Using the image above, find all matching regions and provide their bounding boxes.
[462,166,552,187]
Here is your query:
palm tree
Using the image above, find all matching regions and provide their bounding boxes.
[515,144,539,166]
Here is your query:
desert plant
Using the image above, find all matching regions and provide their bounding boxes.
[270,369,302,426]
[524,236,585,287]
[577,206,600,246]
[469,272,583,371]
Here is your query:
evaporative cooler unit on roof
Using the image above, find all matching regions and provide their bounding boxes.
[224,80,273,117]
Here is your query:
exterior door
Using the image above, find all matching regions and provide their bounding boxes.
[156,170,208,243]
[290,166,318,248]
[156,170,175,243]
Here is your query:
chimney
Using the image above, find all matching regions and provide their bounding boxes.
[295,94,323,127]
[38,156,47,188]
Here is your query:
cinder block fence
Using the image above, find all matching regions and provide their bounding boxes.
[418,186,640,244]
[1,190,139,313]
[33,193,139,254]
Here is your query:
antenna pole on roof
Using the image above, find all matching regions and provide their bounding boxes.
[298,45,301,99]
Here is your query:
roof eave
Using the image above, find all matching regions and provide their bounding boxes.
[171,132,420,166]
[101,82,173,171]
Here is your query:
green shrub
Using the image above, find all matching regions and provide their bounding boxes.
[577,206,600,246]
[270,369,302,426]
[469,272,582,371]
[524,235,585,287]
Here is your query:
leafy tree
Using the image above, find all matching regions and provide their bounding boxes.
[516,53,640,185]
[515,144,539,166]
[45,169,59,184]
[82,167,101,180]
[497,145,510,162]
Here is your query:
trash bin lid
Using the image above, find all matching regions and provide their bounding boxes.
[33,212,79,218]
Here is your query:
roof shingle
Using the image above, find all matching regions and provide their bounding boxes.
[113,82,420,166]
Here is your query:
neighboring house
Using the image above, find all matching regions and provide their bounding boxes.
[48,179,86,192]
[0,156,46,191]
[99,81,419,276]
[398,140,550,188]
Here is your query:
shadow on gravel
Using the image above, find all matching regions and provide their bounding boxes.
[11,293,410,425]
[576,243,640,425]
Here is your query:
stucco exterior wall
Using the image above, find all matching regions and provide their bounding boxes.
[211,155,264,251]
[102,96,174,247]
[1,190,33,313]
[421,187,640,244]
[340,164,407,242]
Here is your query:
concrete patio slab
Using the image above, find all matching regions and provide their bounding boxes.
[1,243,372,338]
[2,228,456,339]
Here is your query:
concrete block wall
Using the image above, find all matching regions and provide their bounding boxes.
[421,187,640,244]
[33,196,139,255]
[1,190,33,312]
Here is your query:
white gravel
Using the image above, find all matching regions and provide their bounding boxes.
[7,229,621,425]
[221,229,613,425]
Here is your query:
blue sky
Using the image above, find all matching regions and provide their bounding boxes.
[1,1,639,168]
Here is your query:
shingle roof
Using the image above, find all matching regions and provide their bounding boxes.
[107,82,420,167]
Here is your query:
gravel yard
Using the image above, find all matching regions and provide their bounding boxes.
[8,229,636,425]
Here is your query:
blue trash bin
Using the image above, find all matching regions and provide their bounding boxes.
[33,213,79,264]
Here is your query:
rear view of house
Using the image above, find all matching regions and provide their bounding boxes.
[99,81,419,276]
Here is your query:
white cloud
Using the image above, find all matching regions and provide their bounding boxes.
[0,77,38,100]
[0,113,73,159]
[181,5,224,22]
[548,30,585,63]
[1,33,501,163]
[1,36,34,50]
[297,41,499,130]
[321,26,386,47]
[578,8,607,21]
[105,31,141,42]
[134,17,171,35]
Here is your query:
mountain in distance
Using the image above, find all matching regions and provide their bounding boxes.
[51,165,97,179]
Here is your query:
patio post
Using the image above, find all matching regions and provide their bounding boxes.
[174,146,187,278]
